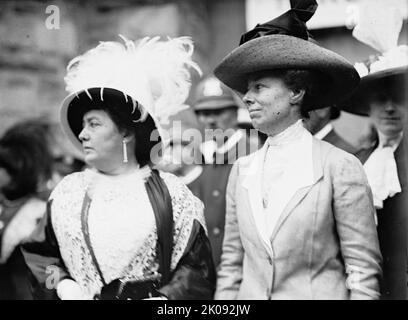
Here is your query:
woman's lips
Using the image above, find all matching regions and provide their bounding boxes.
[248,109,262,118]
[382,117,400,121]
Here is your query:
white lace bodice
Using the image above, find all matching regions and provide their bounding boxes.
[86,167,155,284]
[49,167,205,299]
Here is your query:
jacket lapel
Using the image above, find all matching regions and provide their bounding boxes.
[242,143,267,212]
[270,138,324,241]
[241,144,272,253]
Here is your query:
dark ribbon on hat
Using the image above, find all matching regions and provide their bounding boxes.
[239,0,318,45]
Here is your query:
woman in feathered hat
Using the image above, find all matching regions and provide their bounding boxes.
[21,36,215,300]
[341,0,408,300]
[214,0,381,300]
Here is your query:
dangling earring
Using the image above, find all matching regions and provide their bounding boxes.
[122,139,128,163]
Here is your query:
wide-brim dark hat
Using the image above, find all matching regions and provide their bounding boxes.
[214,35,360,109]
[60,87,160,153]
[339,65,408,116]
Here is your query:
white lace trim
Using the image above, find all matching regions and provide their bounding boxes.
[50,172,101,298]
[86,167,156,284]
[50,170,206,298]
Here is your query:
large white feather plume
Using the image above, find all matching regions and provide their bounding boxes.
[346,0,403,53]
[346,0,408,76]
[64,35,202,125]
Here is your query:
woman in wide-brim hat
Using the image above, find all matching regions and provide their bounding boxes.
[341,64,408,117]
[21,36,216,300]
[339,1,408,300]
[214,0,382,300]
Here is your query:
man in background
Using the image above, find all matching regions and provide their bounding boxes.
[304,106,357,155]
[192,76,259,268]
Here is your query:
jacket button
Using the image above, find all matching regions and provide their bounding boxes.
[213,227,221,236]
[212,190,220,197]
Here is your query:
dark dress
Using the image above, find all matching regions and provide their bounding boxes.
[357,139,408,300]
[21,169,216,300]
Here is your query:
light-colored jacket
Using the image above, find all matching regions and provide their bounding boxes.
[215,138,382,300]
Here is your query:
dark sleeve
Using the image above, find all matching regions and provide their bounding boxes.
[20,200,72,300]
[158,220,216,300]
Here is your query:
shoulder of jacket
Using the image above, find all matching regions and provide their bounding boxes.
[321,141,364,177]
[312,137,358,169]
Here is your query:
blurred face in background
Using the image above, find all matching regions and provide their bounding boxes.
[78,109,126,172]
[303,107,332,135]
[196,107,238,132]
[0,167,11,190]
[367,88,407,138]
[159,140,197,174]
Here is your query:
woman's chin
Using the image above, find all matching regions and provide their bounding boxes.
[251,121,267,134]
[83,155,98,167]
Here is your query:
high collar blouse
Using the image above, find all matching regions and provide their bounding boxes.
[257,120,314,245]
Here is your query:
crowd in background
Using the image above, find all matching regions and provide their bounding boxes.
[0,0,407,300]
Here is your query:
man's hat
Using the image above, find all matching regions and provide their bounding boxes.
[214,0,360,110]
[339,1,408,116]
[193,76,238,111]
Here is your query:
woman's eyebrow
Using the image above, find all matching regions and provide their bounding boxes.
[82,115,100,126]
[248,76,265,85]
[83,115,100,122]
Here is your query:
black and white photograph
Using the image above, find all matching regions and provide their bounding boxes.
[0,0,407,305]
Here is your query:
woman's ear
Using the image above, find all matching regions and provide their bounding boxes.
[122,131,135,143]
[290,89,306,105]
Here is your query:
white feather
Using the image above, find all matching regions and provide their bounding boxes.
[64,35,202,125]
[348,0,403,53]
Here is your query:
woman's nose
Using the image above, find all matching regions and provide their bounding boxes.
[243,91,254,106]
[78,127,89,141]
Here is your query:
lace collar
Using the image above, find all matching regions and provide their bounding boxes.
[378,131,403,151]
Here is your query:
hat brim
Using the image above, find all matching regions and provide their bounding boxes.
[339,66,408,116]
[194,98,238,111]
[214,34,360,109]
[60,87,160,153]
